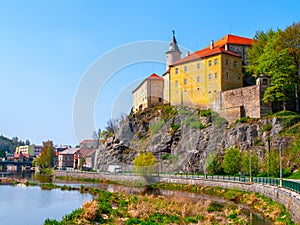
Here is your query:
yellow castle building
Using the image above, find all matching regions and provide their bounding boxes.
[164,33,254,109]
[132,32,256,118]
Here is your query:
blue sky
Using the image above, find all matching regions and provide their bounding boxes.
[0,0,299,146]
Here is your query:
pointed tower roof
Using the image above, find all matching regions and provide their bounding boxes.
[167,30,181,53]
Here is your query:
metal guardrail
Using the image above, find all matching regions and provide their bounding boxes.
[282,179,300,194]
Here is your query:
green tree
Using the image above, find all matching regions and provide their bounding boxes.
[247,28,298,109]
[241,150,259,176]
[222,147,241,175]
[39,141,55,169]
[0,149,6,158]
[133,151,157,178]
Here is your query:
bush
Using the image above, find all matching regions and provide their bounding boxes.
[200,109,211,117]
[262,123,272,132]
[222,147,241,175]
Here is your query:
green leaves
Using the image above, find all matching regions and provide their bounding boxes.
[246,25,299,107]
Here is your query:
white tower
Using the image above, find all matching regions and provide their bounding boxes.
[166,30,181,70]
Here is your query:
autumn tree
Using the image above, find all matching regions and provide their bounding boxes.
[133,152,157,184]
[38,140,55,169]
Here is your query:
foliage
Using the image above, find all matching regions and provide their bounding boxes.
[241,150,259,176]
[133,152,157,177]
[262,123,272,132]
[35,140,55,169]
[199,109,211,117]
[0,135,28,153]
[0,149,6,157]
[246,28,298,109]
[183,112,205,129]
[206,152,223,175]
[211,112,227,128]
[264,149,280,177]
[222,147,242,175]
[234,116,250,125]
[149,119,165,136]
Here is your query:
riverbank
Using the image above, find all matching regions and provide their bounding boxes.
[44,183,271,225]
[49,175,295,224]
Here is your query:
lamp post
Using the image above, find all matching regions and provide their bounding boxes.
[249,138,252,183]
[279,143,283,187]
[268,139,271,177]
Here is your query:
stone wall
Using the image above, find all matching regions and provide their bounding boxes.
[54,170,300,224]
[214,81,271,124]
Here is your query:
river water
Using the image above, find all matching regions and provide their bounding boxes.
[0,172,271,225]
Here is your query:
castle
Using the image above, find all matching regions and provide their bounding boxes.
[132,32,271,123]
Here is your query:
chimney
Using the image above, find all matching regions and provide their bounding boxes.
[185,51,190,57]
[210,40,214,49]
[225,43,228,51]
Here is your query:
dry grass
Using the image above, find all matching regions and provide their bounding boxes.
[82,200,98,221]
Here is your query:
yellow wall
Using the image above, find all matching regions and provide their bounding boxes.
[169,53,243,109]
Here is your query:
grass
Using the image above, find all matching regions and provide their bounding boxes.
[288,170,300,179]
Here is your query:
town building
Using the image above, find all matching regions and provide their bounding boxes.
[14,145,42,159]
[57,148,79,169]
[132,73,164,113]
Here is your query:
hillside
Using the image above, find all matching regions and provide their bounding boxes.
[95,105,300,175]
[0,135,27,154]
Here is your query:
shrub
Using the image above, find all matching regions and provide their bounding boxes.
[262,123,272,132]
[234,116,250,125]
[200,109,211,117]
[149,120,165,135]
[222,147,241,175]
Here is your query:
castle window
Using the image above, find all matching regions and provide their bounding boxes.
[226,72,229,79]
[208,74,212,80]
[214,59,218,65]
[208,91,211,94]
[197,63,200,69]
[175,80,178,87]
[234,61,237,68]
[214,73,218,78]
[184,66,187,72]
[175,68,179,74]
[158,98,162,102]
[183,79,187,85]
[197,76,200,83]
[225,59,229,65]
[208,60,212,66]
[262,79,268,85]
[238,76,240,80]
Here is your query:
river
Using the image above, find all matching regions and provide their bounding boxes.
[0,172,271,225]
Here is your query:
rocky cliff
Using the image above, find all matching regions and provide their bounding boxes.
[94,105,295,173]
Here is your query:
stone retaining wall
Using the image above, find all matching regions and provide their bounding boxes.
[54,171,300,224]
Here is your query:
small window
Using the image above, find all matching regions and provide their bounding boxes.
[208,60,212,66]
[175,80,178,87]
[197,63,200,69]
[214,90,217,92]
[214,73,218,78]
[197,76,200,83]
[158,98,162,102]
[226,72,229,79]
[238,76,240,80]
[183,79,187,85]
[208,74,212,80]
[208,91,211,94]
[175,68,179,74]
[225,59,229,65]
[234,61,237,68]
[262,79,268,85]
[184,66,187,72]
[214,59,218,65]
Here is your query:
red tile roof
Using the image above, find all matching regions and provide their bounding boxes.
[173,47,240,65]
[212,34,254,48]
[80,139,97,144]
[147,73,163,80]
[132,73,163,93]
[172,34,252,66]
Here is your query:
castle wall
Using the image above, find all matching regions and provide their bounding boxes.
[214,84,271,124]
